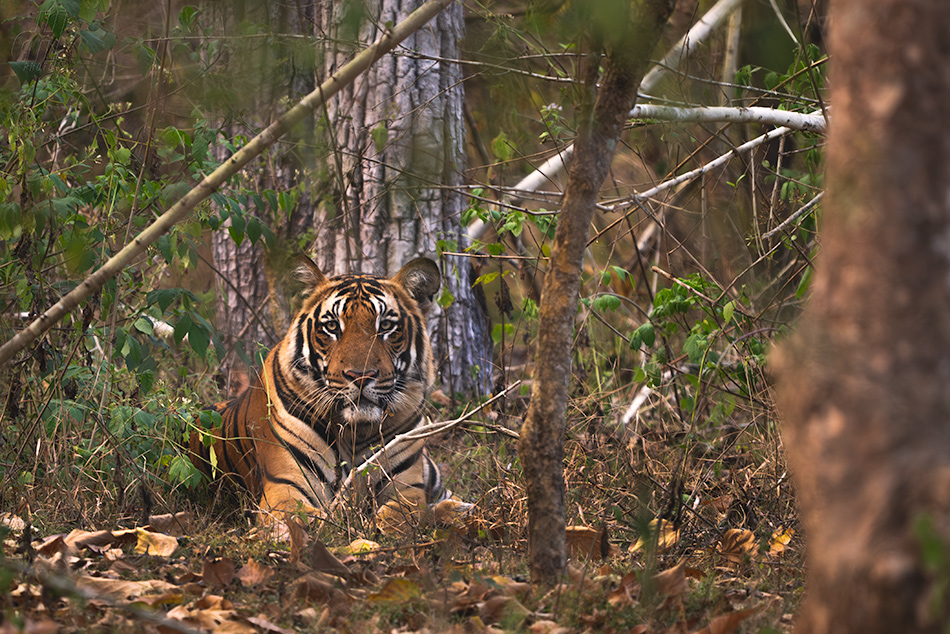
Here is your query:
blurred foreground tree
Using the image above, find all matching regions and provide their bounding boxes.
[775,0,950,631]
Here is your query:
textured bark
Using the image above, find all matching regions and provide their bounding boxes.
[315,0,491,396]
[774,1,950,632]
[519,0,677,585]
[209,0,491,396]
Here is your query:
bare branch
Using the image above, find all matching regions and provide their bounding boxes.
[467,0,748,241]
[0,0,454,369]
[629,104,826,133]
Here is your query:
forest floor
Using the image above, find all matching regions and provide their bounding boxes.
[0,383,802,634]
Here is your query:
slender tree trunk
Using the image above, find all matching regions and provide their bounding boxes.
[316,0,492,397]
[774,1,950,632]
[519,0,677,585]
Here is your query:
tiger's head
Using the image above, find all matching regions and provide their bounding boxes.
[275,257,441,433]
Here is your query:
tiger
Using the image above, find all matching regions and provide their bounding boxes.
[190,256,454,531]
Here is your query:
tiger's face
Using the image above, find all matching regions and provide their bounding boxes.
[277,258,441,434]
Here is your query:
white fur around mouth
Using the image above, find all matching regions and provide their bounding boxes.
[340,404,384,425]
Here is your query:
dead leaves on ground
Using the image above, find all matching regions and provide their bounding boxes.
[0,511,795,633]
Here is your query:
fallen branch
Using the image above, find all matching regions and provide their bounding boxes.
[0,0,453,369]
[629,104,826,133]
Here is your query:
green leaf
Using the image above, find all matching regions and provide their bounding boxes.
[40,0,76,38]
[491,130,512,162]
[9,61,42,85]
[178,5,199,30]
[79,25,116,53]
[371,122,388,153]
[437,289,455,309]
[722,301,735,324]
[173,313,192,344]
[683,332,708,364]
[630,322,655,350]
[246,216,261,245]
[147,288,180,313]
[591,294,621,312]
[188,322,210,357]
[491,323,514,343]
[134,317,153,335]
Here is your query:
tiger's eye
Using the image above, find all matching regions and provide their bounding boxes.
[379,317,397,332]
[323,320,340,335]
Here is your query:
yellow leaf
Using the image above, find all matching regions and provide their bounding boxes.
[368,578,422,604]
[768,526,795,556]
[134,527,179,557]
[629,519,679,553]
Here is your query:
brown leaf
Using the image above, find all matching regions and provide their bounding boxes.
[479,595,530,628]
[0,617,58,634]
[653,561,688,608]
[202,557,236,589]
[311,540,352,579]
[292,572,347,605]
[134,528,178,557]
[607,570,640,608]
[147,512,194,536]
[75,576,177,604]
[236,559,274,587]
[691,608,758,634]
[286,518,308,564]
[246,615,296,634]
[528,620,572,634]
[718,529,756,565]
[64,528,137,553]
[565,525,610,561]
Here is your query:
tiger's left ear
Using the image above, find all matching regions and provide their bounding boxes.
[392,257,441,315]
[295,255,328,291]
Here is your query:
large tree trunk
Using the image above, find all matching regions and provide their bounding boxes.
[315,0,492,397]
[209,0,491,396]
[519,0,677,585]
[774,1,950,632]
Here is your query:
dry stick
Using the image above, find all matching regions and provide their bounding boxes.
[328,380,522,513]
[0,0,453,369]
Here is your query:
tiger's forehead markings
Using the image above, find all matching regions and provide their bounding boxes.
[317,277,397,319]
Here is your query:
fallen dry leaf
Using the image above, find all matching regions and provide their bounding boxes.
[311,540,353,579]
[337,538,381,556]
[147,512,194,536]
[202,557,236,589]
[653,561,688,611]
[247,614,296,634]
[565,525,610,561]
[479,594,530,628]
[236,559,274,587]
[718,529,756,566]
[75,575,177,603]
[134,528,178,557]
[368,578,422,604]
[607,570,640,608]
[292,572,348,604]
[768,526,795,557]
[529,620,572,634]
[691,607,758,634]
[630,519,680,554]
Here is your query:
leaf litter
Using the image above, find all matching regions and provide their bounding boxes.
[0,495,800,633]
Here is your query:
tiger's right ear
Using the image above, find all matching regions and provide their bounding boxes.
[295,255,327,290]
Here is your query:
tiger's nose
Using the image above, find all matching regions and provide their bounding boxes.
[343,368,378,386]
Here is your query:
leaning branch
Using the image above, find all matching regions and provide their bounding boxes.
[0,0,452,369]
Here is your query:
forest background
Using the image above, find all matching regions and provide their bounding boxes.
[0,0,828,631]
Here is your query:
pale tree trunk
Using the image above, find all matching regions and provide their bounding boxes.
[208,0,491,396]
[316,0,491,397]
[519,0,677,585]
[774,1,950,632]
